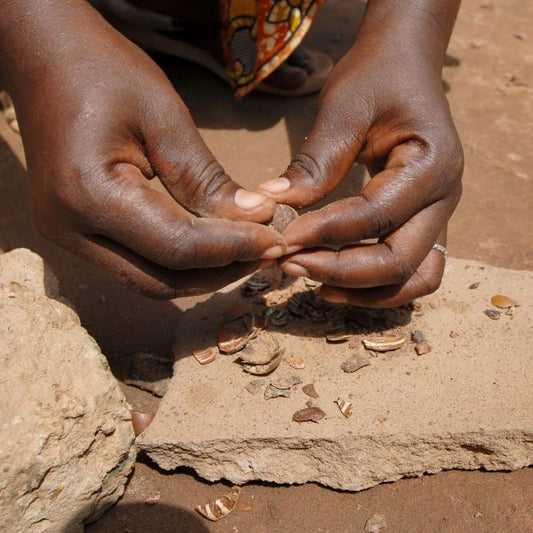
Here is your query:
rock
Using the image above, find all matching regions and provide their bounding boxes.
[0,249,136,533]
[139,258,533,491]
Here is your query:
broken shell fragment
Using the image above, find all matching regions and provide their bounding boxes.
[242,351,284,375]
[238,333,282,365]
[491,294,519,308]
[240,274,271,297]
[362,334,407,352]
[246,379,265,395]
[325,325,352,343]
[410,330,427,344]
[340,354,370,373]
[264,307,289,327]
[364,513,388,533]
[335,398,353,418]
[270,374,303,389]
[196,486,241,521]
[193,347,217,365]
[218,313,256,354]
[415,342,432,356]
[270,203,298,233]
[302,383,319,398]
[484,308,501,320]
[144,492,161,505]
[292,406,326,423]
[131,411,155,437]
[285,354,305,369]
[264,384,292,399]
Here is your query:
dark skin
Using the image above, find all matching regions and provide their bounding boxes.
[0,0,463,305]
[259,0,463,307]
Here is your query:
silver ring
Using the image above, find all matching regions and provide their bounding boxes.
[432,243,448,256]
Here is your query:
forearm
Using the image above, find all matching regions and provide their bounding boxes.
[355,0,461,73]
[0,0,114,95]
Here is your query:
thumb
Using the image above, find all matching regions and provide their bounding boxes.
[256,110,366,209]
[143,96,276,223]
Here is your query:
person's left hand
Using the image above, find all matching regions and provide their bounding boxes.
[257,11,463,307]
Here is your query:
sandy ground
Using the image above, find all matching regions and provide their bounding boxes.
[1,0,532,531]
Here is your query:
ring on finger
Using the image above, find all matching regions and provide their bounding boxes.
[432,243,448,256]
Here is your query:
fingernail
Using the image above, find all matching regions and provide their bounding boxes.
[285,244,304,255]
[234,189,267,210]
[280,262,309,277]
[260,245,286,259]
[320,286,348,304]
[258,177,291,194]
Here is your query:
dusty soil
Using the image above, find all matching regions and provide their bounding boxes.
[0,0,531,531]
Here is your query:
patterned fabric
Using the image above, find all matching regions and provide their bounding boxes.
[220,0,325,99]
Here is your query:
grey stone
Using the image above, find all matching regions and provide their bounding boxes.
[139,258,533,491]
[0,249,136,532]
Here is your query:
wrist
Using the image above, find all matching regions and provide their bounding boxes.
[353,0,461,74]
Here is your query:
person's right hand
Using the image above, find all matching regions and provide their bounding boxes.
[1,1,285,298]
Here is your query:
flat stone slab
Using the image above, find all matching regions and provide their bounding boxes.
[138,258,533,491]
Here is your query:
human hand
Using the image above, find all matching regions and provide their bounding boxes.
[1,2,284,298]
[258,1,463,307]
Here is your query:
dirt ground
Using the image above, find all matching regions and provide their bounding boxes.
[1,0,531,532]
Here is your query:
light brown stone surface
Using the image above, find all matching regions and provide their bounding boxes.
[139,258,532,490]
[0,249,136,533]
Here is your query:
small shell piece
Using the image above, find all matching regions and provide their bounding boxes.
[340,355,370,373]
[491,294,519,308]
[292,406,326,423]
[270,374,303,389]
[415,342,432,356]
[270,204,298,233]
[364,513,388,533]
[264,307,289,327]
[325,325,352,343]
[241,274,271,297]
[144,492,161,505]
[242,351,284,375]
[301,383,319,398]
[264,384,292,400]
[484,309,501,320]
[285,354,305,369]
[246,379,265,395]
[196,486,241,521]
[362,334,407,352]
[238,333,283,365]
[335,398,353,418]
[193,347,217,365]
[410,330,427,344]
[218,313,256,354]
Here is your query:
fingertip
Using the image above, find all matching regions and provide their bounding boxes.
[234,188,273,210]
[279,261,309,277]
[319,285,349,304]
[257,177,291,195]
[260,244,286,260]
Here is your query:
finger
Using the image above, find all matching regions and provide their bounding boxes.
[65,232,270,299]
[279,204,448,288]
[318,243,446,308]
[279,141,461,251]
[79,162,286,269]
[141,95,276,223]
[256,105,367,208]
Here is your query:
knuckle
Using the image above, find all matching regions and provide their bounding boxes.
[416,268,443,296]
[286,152,325,185]
[181,159,230,214]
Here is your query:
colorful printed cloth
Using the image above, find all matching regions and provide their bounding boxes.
[220,0,325,98]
